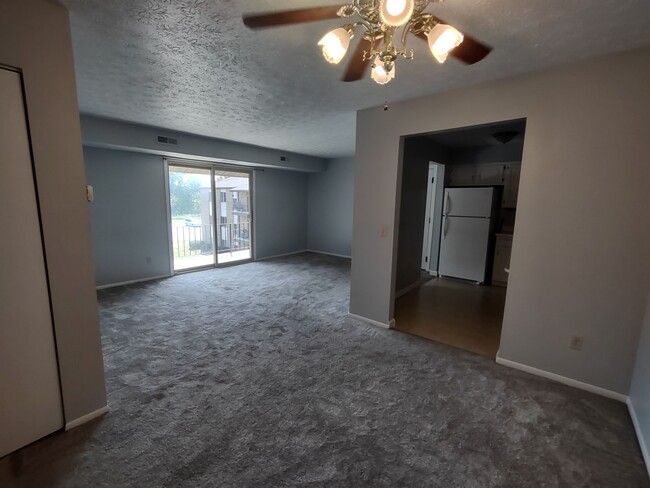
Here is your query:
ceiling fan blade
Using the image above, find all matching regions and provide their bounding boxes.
[342,38,372,82]
[414,19,492,65]
[243,6,342,29]
[448,34,492,64]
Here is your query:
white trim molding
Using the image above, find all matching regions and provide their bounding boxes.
[348,313,395,330]
[65,405,109,431]
[96,274,170,290]
[255,250,308,261]
[306,250,352,259]
[395,275,432,299]
[495,355,627,403]
[627,397,650,479]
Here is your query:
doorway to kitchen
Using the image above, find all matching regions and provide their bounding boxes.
[393,119,526,358]
[167,161,253,273]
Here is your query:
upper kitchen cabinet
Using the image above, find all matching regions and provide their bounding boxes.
[447,163,509,187]
[502,163,521,208]
[476,163,506,186]
[447,162,521,208]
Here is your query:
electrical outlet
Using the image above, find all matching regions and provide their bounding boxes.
[569,335,584,351]
[146,256,152,264]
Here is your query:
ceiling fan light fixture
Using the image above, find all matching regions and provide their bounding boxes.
[426,24,464,63]
[371,56,395,85]
[318,27,353,64]
[380,0,415,27]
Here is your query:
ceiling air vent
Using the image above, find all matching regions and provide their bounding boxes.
[156,135,178,146]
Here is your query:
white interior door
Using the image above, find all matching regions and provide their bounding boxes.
[421,165,437,270]
[0,67,64,457]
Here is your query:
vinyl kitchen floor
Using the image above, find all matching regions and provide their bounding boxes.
[394,277,507,358]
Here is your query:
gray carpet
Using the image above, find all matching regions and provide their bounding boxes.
[1,252,648,487]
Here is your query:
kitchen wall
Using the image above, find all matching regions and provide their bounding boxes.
[0,0,106,424]
[307,157,355,257]
[83,146,312,285]
[395,139,451,293]
[630,290,650,474]
[85,147,171,286]
[351,46,650,395]
[451,141,524,165]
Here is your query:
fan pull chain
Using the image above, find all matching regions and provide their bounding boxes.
[384,84,389,111]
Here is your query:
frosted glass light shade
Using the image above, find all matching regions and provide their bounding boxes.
[371,56,395,85]
[380,0,415,27]
[318,28,352,64]
[426,24,464,63]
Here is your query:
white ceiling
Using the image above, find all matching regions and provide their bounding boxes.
[61,0,650,158]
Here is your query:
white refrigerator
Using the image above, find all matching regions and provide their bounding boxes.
[438,187,496,283]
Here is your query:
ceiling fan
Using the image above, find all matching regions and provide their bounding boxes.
[243,0,492,85]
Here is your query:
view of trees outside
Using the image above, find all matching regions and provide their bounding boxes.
[169,172,202,216]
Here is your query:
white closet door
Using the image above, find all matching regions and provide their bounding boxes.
[0,68,64,457]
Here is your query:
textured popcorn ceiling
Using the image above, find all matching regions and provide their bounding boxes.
[61,0,650,158]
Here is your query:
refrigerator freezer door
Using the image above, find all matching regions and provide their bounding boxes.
[444,187,494,218]
[439,216,491,282]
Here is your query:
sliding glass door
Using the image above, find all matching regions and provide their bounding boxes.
[215,169,252,264]
[168,162,253,272]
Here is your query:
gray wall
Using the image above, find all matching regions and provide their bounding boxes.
[630,291,650,469]
[395,139,451,292]
[351,46,650,395]
[451,141,525,165]
[84,146,311,284]
[255,169,309,259]
[307,157,355,257]
[84,147,171,286]
[81,115,327,173]
[0,0,106,422]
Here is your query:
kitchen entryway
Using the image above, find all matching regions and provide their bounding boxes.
[393,119,526,358]
[395,277,506,358]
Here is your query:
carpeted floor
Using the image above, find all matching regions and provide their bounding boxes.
[1,252,648,487]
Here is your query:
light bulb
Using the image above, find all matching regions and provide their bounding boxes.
[380,0,415,27]
[318,28,352,64]
[371,56,395,85]
[386,0,406,15]
[426,24,464,63]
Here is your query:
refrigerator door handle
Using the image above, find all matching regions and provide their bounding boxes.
[444,192,450,215]
[443,216,449,240]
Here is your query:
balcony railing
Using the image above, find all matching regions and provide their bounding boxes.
[172,222,251,258]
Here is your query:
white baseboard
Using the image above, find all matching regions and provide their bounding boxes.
[96,274,170,290]
[348,313,394,329]
[627,397,650,479]
[495,355,628,403]
[255,250,308,261]
[65,405,109,431]
[395,275,431,299]
[306,249,352,259]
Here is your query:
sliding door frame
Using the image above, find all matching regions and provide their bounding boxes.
[164,158,255,274]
